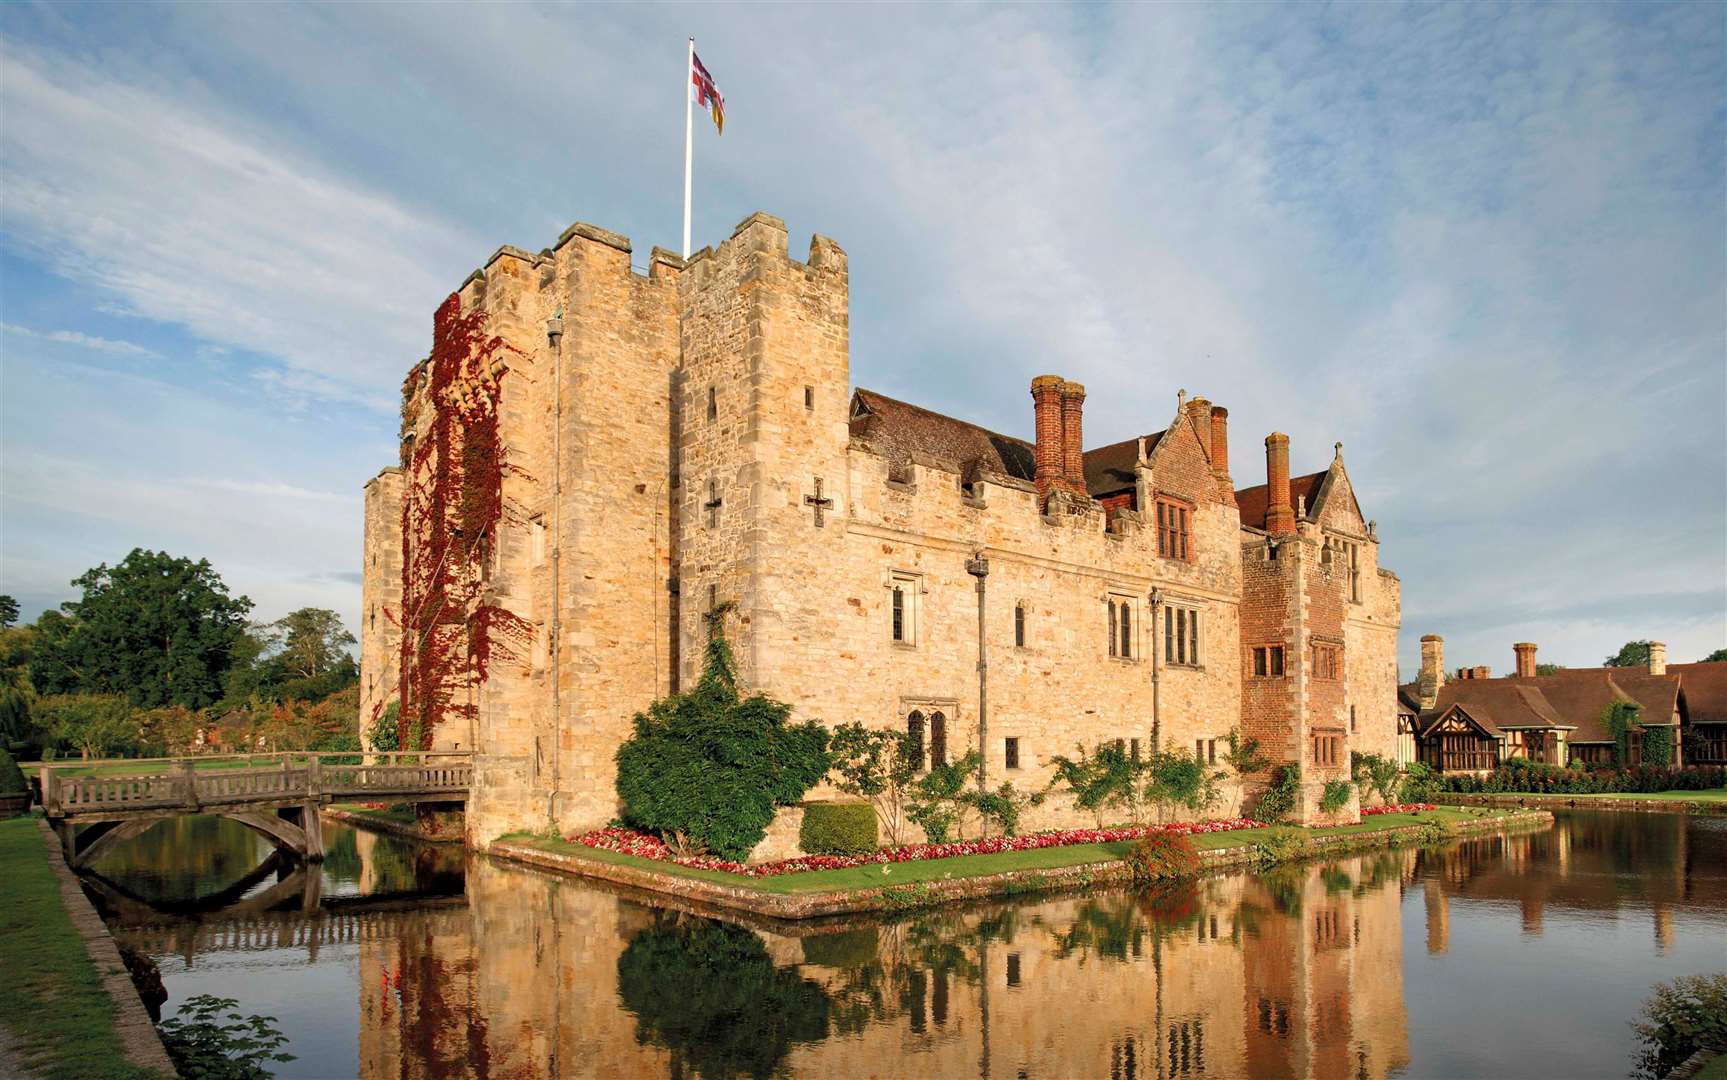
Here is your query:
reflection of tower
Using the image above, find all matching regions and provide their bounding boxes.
[1654,905,1675,953]
[1423,879,1450,955]
[1519,892,1543,936]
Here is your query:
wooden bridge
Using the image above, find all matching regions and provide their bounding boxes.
[39,752,472,868]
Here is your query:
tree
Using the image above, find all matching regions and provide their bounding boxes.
[1535,663,1566,676]
[265,608,356,681]
[32,550,253,709]
[1702,648,1727,663]
[1045,741,1148,826]
[0,595,18,628]
[906,750,982,843]
[38,694,137,760]
[828,723,919,846]
[1604,640,1654,668]
[613,606,830,860]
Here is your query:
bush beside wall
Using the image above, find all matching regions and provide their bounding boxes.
[1440,760,1724,795]
[799,802,878,856]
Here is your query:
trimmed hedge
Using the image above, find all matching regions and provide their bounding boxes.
[1440,760,1726,795]
[0,749,24,796]
[799,802,878,856]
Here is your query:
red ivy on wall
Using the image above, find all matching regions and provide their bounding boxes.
[395,294,536,749]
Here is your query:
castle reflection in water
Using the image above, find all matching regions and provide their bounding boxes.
[100,812,1724,1080]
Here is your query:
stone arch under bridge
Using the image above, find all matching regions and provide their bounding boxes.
[62,806,326,871]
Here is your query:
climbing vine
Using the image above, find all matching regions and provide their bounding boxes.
[1603,701,1642,767]
[393,294,535,749]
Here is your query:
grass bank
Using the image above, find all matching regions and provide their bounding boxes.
[0,816,166,1079]
[494,807,1539,918]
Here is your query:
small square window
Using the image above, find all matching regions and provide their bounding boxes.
[1252,645,1286,678]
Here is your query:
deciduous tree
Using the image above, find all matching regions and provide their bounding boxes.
[32,550,252,709]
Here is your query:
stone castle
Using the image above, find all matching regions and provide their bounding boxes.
[360,211,1402,845]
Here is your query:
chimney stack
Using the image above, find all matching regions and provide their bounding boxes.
[1418,634,1445,709]
[1061,380,1087,496]
[1186,396,1212,460]
[1031,375,1065,504]
[1211,406,1235,503]
[1648,641,1666,676]
[1514,642,1537,678]
[1264,433,1295,535]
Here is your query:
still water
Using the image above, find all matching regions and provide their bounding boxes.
[88,811,1726,1079]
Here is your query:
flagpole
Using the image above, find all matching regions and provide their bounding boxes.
[682,36,694,258]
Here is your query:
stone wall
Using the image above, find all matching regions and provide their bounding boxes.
[364,209,1403,843]
[359,467,404,746]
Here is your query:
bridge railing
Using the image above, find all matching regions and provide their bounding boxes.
[41,752,473,817]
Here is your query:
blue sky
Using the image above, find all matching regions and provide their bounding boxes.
[1,2,1723,676]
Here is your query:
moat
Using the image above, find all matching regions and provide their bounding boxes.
[85,810,1725,1079]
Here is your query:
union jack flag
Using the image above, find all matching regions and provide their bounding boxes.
[690,51,724,135]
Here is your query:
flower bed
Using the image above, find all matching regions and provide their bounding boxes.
[1360,803,1436,816]
[573,818,1267,879]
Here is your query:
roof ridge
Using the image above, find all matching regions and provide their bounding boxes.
[852,387,1031,449]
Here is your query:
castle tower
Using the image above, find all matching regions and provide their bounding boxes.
[675,212,850,700]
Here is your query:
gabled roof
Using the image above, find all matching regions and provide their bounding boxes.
[1417,667,1683,744]
[1422,681,1567,737]
[1082,432,1165,497]
[1669,661,1727,725]
[1234,471,1326,532]
[849,389,1036,482]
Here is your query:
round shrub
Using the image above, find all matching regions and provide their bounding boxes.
[1124,831,1201,882]
[799,801,878,856]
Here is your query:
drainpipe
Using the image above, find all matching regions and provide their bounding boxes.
[1149,587,1163,750]
[546,310,565,826]
[966,552,990,793]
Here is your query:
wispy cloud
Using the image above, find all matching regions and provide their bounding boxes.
[1,321,159,358]
[0,3,1721,668]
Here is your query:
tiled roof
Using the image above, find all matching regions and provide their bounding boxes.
[1669,662,1727,726]
[1081,432,1166,497]
[849,389,1036,482]
[1234,471,1326,531]
[1420,667,1683,743]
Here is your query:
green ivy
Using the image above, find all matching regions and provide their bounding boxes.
[906,751,980,842]
[0,748,25,797]
[1604,701,1642,767]
[1256,763,1302,824]
[1319,779,1353,814]
[614,607,830,860]
[1642,725,1675,767]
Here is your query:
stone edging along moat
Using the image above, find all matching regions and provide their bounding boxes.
[1438,792,1727,816]
[31,819,177,1076]
[487,810,1552,920]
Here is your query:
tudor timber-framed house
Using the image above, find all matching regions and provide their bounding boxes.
[1405,637,1727,773]
[360,212,1403,846]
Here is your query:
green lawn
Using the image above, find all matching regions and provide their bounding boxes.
[504,808,1500,897]
[329,803,418,826]
[0,815,165,1079]
[1696,1052,1727,1080]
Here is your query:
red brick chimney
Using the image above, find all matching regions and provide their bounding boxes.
[1514,642,1537,678]
[1210,405,1233,503]
[1264,433,1295,535]
[1031,375,1065,503]
[1186,396,1212,460]
[1060,380,1087,496]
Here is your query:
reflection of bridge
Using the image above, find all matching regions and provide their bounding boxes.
[105,894,471,962]
[40,753,471,867]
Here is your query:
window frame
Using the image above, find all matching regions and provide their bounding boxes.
[1154,495,1195,562]
[1108,593,1136,660]
[1014,602,1027,649]
[1164,604,1203,668]
[1312,642,1341,681]
[1005,736,1021,771]
[1251,644,1286,678]
[889,571,921,647]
